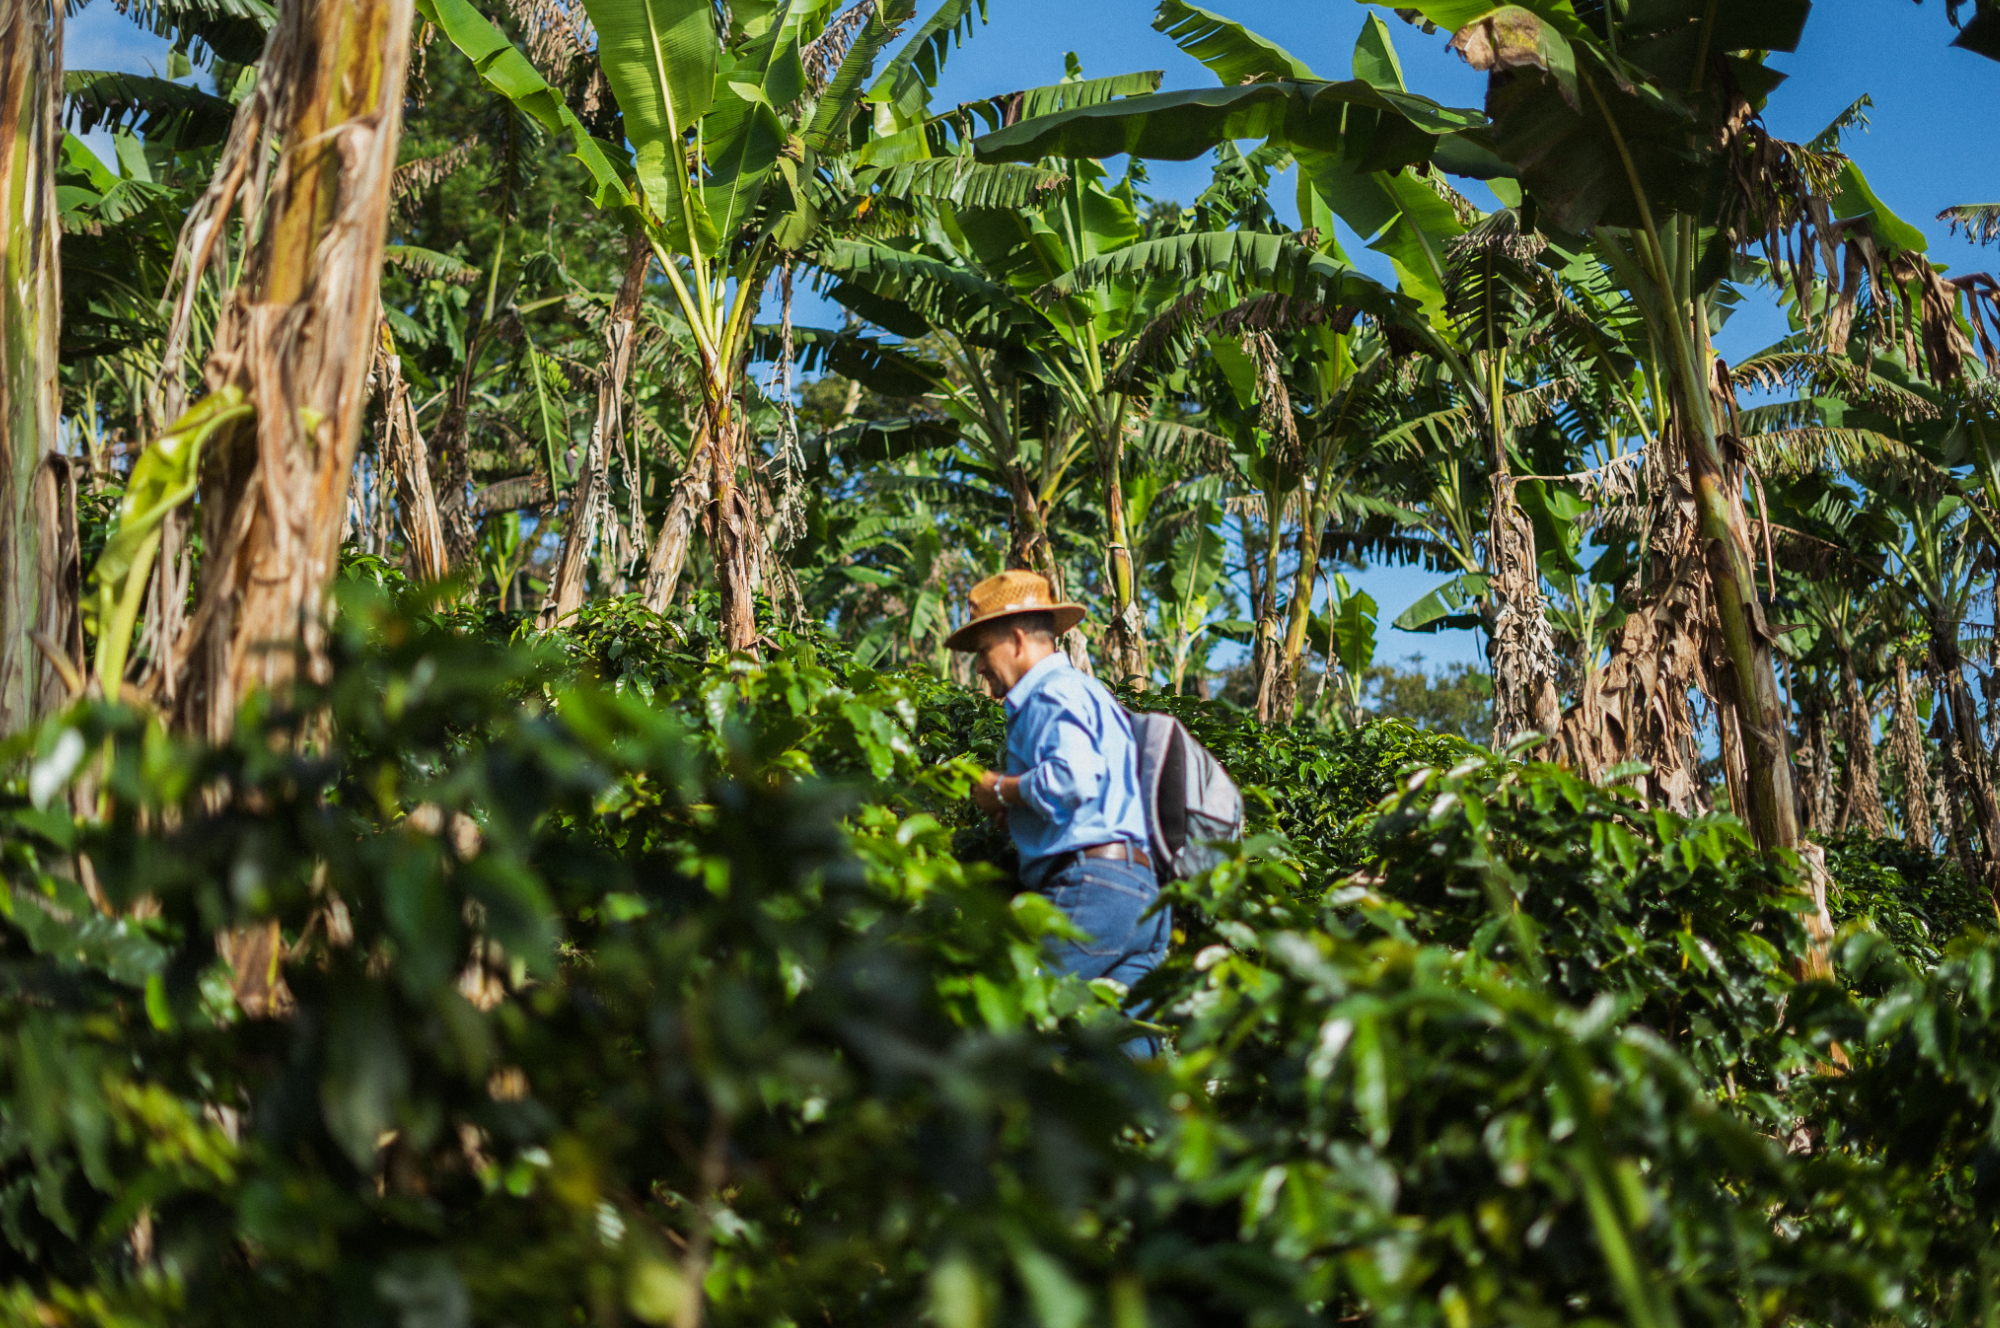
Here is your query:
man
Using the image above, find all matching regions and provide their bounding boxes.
[945,570,1170,1011]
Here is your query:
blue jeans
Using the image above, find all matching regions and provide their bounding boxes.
[1032,855,1171,1053]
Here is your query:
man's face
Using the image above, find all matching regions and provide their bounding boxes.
[971,625,1041,697]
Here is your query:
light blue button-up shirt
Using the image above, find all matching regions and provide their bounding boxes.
[1002,652,1150,884]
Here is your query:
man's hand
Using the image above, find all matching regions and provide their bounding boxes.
[972,770,1018,815]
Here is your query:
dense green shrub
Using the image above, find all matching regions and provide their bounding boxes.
[1823,835,1992,972]
[3,597,2000,1327]
[1145,859,1907,1328]
[0,593,1155,1327]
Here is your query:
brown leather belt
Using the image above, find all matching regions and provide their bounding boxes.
[1080,841,1151,868]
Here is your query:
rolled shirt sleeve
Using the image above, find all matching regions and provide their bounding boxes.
[1015,709,1109,822]
[1000,653,1151,880]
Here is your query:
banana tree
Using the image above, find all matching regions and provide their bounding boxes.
[1883,482,2000,897]
[540,231,652,625]
[425,0,983,650]
[783,267,1102,665]
[1159,297,1408,724]
[817,65,1235,680]
[81,0,413,737]
[1312,572,1377,728]
[1379,0,1837,881]
[977,6,1509,715]
[1150,495,1227,696]
[0,0,66,725]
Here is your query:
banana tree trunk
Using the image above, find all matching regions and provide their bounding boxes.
[1001,460,1090,673]
[541,233,649,629]
[1251,496,1288,725]
[1934,700,1990,908]
[1931,618,2000,904]
[638,367,761,652]
[0,0,62,729]
[1891,655,1934,849]
[1689,446,1801,852]
[375,323,449,584]
[29,455,80,712]
[1276,503,1323,720]
[1673,346,1834,974]
[1480,352,1561,750]
[1837,656,1887,837]
[705,402,759,653]
[1666,304,1805,865]
[176,0,412,739]
[1554,425,1709,812]
[429,356,481,570]
[641,447,701,618]
[1097,423,1147,687]
[1486,475,1563,749]
[1797,697,1834,834]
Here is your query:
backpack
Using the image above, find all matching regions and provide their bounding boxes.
[1124,709,1244,882]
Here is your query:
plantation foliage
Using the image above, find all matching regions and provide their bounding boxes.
[0,594,1989,1328]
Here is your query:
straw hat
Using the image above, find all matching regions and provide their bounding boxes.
[944,570,1086,651]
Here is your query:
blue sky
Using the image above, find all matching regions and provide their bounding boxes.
[63,0,2000,670]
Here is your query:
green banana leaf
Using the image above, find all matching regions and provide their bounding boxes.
[416,0,631,210]
[857,158,1064,211]
[1393,571,1490,633]
[1037,231,1412,326]
[579,0,717,245]
[827,417,964,462]
[1154,0,1316,84]
[62,70,235,147]
[1326,585,1378,676]
[865,0,985,124]
[772,325,947,396]
[88,389,252,695]
[973,80,1481,169]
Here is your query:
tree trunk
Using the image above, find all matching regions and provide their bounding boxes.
[174,0,412,739]
[638,401,763,656]
[429,362,481,570]
[1933,701,1988,901]
[1680,361,1803,866]
[1797,698,1834,835]
[1002,458,1090,673]
[1098,426,1147,687]
[1836,656,1887,837]
[1276,504,1324,720]
[1249,501,1287,725]
[0,0,61,729]
[1486,474,1562,750]
[1555,435,1708,813]
[1890,654,1933,849]
[375,322,448,584]
[706,406,759,653]
[29,454,80,711]
[1555,570,1709,813]
[1932,619,2000,905]
[540,233,648,629]
[641,444,702,618]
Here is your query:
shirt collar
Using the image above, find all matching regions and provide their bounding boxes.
[1003,650,1070,715]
